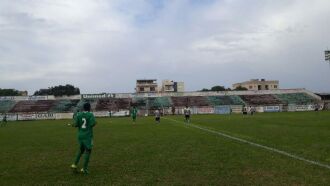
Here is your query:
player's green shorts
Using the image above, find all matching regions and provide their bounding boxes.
[132,115,136,120]
[79,138,93,150]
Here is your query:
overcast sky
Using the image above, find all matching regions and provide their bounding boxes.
[0,0,330,94]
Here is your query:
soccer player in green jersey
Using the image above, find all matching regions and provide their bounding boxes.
[131,106,138,124]
[71,103,96,174]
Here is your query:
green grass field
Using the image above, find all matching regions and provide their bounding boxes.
[1,111,330,185]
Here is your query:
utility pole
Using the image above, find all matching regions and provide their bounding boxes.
[325,49,330,68]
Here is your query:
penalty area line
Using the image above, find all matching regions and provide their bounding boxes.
[163,117,330,170]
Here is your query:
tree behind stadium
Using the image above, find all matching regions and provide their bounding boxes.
[34,84,80,96]
[0,89,20,96]
[199,85,230,91]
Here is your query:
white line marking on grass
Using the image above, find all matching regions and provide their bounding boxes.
[164,117,330,170]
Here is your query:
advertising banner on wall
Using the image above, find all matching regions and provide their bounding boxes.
[136,109,147,116]
[174,107,194,115]
[197,107,214,114]
[8,114,18,121]
[0,95,53,101]
[255,106,264,113]
[281,105,288,112]
[214,106,231,114]
[307,105,315,111]
[288,104,296,112]
[295,105,309,111]
[0,96,16,101]
[55,113,73,120]
[174,107,184,115]
[36,113,55,120]
[230,105,243,113]
[94,111,110,117]
[17,113,36,121]
[112,110,130,117]
[163,108,173,115]
[81,94,116,99]
[0,114,17,121]
[264,106,280,112]
[191,107,198,114]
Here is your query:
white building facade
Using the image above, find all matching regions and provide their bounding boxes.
[233,79,279,91]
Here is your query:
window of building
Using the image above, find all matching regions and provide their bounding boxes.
[274,85,278,88]
[150,87,155,91]
[258,85,261,90]
[140,87,144,92]
[265,85,269,90]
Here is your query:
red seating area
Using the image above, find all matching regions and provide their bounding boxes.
[239,95,282,105]
[117,98,131,109]
[171,96,189,107]
[10,100,56,113]
[187,96,210,106]
[95,98,132,111]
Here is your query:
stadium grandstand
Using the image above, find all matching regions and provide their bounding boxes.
[131,97,146,108]
[240,94,283,106]
[51,100,80,113]
[148,97,172,109]
[10,100,56,113]
[171,96,190,107]
[274,93,318,105]
[95,98,131,111]
[315,93,330,110]
[207,95,245,106]
[0,100,16,113]
[0,89,324,120]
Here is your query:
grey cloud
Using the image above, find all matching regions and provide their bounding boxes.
[0,0,330,94]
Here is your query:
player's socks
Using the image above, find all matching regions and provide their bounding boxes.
[83,151,91,171]
[74,152,83,165]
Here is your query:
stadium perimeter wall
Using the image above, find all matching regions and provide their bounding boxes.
[0,110,131,121]
[0,104,322,121]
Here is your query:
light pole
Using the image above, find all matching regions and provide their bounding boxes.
[325,50,330,67]
[325,50,330,94]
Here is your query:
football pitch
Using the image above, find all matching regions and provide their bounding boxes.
[1,111,330,185]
